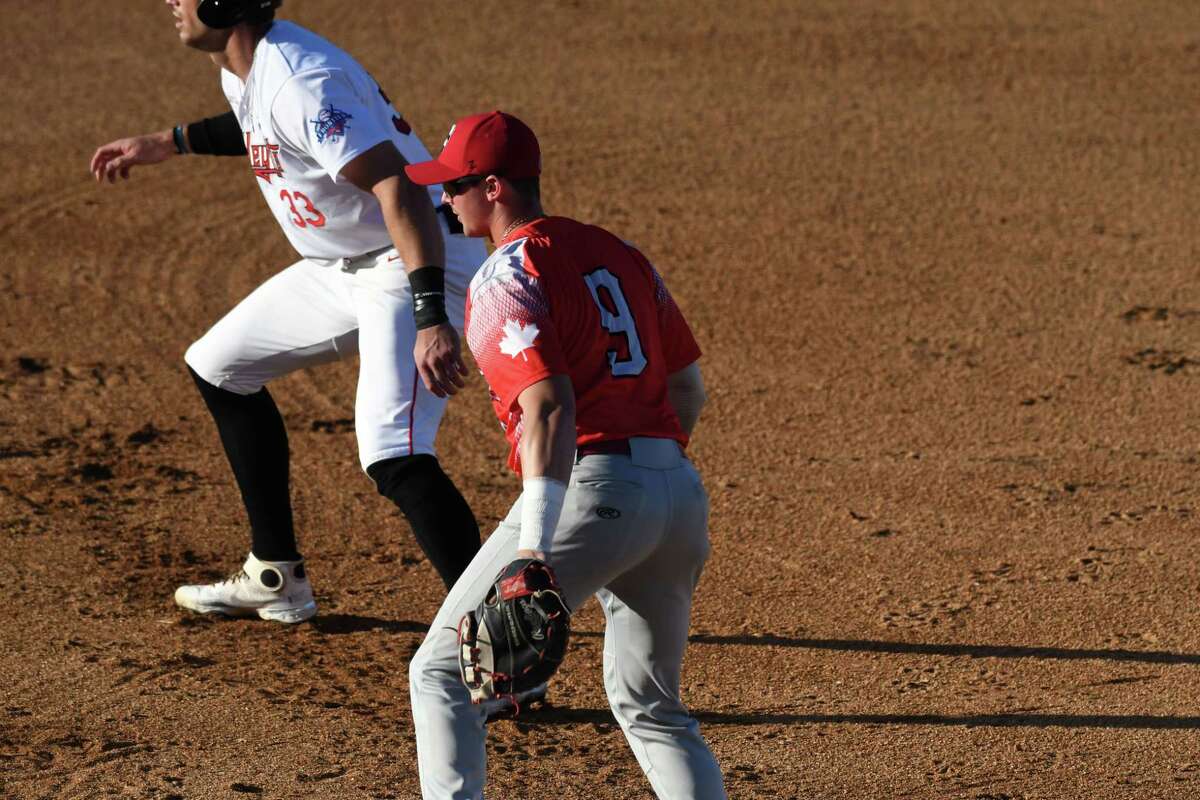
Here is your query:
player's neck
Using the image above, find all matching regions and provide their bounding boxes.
[209,22,271,81]
[490,203,545,243]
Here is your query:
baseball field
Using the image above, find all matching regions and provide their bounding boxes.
[4,0,1200,797]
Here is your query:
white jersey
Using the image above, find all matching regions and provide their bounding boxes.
[221,22,467,273]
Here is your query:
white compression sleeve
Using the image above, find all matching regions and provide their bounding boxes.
[519,477,567,555]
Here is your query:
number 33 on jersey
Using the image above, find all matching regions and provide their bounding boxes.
[221,21,448,262]
[465,216,702,474]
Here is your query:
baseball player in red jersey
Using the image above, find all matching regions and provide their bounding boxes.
[87,0,486,622]
[403,112,725,799]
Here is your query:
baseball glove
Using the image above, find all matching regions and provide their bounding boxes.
[458,558,571,705]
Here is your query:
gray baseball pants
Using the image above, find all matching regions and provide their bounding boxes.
[409,437,726,799]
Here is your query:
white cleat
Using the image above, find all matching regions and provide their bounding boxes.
[174,552,317,624]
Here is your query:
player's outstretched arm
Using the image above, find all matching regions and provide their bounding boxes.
[91,114,249,183]
[341,142,466,398]
[89,131,177,183]
[667,361,706,436]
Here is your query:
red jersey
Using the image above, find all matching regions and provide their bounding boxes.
[464,216,702,473]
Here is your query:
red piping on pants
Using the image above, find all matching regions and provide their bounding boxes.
[408,367,418,454]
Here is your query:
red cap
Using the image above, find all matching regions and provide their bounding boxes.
[405,111,541,185]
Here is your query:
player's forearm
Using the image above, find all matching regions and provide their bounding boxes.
[178,112,247,156]
[517,377,577,484]
[377,177,451,329]
[518,413,576,485]
[666,361,706,436]
[147,128,181,158]
[376,176,446,272]
[514,377,576,558]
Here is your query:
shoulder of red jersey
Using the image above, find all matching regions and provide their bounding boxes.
[468,235,550,299]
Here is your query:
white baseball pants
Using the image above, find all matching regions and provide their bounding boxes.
[409,437,726,799]
[184,247,475,470]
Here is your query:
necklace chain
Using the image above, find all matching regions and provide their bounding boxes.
[501,216,535,240]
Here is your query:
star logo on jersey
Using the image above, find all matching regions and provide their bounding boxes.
[498,319,539,361]
[245,132,284,183]
[311,105,353,144]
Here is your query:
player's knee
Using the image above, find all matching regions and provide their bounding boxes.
[184,340,260,396]
[609,689,693,732]
[409,639,433,689]
[186,362,220,398]
[408,635,456,697]
[185,339,231,392]
[187,366,267,417]
[183,339,214,382]
[366,454,442,508]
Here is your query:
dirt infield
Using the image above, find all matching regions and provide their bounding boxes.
[4,1,1200,797]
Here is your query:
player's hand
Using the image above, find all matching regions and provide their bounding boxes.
[90,131,176,184]
[516,548,547,562]
[415,322,468,397]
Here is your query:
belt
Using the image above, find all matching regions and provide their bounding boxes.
[338,244,395,272]
[304,245,393,271]
[576,439,631,458]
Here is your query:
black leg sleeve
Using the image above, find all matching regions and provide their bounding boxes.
[367,455,481,590]
[188,367,298,562]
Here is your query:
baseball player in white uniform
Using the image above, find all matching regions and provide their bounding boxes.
[89,0,487,621]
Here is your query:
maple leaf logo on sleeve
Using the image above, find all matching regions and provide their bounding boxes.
[498,319,540,361]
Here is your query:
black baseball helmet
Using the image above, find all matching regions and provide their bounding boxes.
[196,0,282,29]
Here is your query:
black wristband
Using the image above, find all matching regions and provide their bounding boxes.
[186,111,248,157]
[172,125,189,155]
[409,266,450,330]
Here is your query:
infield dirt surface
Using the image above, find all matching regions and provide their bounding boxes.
[4,1,1200,798]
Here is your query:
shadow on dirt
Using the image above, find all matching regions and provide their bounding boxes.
[520,707,1200,730]
[684,634,1200,665]
[309,614,427,635]
[695,712,1200,729]
[573,630,1200,666]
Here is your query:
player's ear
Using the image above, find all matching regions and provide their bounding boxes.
[484,175,505,202]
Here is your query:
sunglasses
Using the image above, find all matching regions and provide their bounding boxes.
[442,175,486,197]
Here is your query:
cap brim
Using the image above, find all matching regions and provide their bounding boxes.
[404,159,469,185]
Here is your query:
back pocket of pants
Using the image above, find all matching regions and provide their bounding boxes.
[572,478,644,522]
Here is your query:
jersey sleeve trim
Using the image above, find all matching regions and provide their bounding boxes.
[325,133,393,184]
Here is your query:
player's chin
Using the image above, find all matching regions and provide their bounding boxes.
[180,27,228,52]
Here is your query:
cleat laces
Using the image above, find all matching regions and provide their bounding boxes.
[219,568,251,586]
